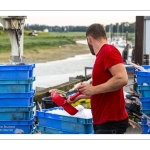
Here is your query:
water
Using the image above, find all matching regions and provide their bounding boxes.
[33,40,132,90]
[33,53,95,89]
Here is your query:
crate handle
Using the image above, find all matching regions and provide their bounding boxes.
[33,105,36,117]
[28,77,36,83]
[31,64,35,68]
[31,127,37,134]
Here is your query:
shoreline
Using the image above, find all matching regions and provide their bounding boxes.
[0,44,89,64]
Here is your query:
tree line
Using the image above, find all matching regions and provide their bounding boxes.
[24,22,135,33]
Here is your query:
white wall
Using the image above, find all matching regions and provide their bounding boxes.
[144,17,150,55]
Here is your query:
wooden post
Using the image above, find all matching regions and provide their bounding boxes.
[134,16,144,91]
[134,16,144,65]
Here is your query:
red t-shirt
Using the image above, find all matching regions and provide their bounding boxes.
[91,44,128,125]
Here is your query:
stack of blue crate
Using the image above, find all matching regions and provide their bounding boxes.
[135,65,150,134]
[0,64,36,134]
[36,107,94,134]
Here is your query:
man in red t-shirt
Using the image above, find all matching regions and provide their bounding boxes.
[68,23,129,134]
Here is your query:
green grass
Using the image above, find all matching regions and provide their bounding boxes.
[0,29,135,53]
[127,33,135,41]
[0,31,86,53]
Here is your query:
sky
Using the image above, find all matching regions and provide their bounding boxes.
[24,15,136,26]
[0,11,138,27]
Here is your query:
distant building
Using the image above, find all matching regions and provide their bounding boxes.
[43,28,49,32]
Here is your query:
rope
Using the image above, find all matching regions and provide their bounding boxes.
[49,89,67,97]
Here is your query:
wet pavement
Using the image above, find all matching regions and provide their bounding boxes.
[125,125,141,134]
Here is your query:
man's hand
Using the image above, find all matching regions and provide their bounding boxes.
[78,83,95,96]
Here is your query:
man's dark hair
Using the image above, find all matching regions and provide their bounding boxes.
[86,23,107,40]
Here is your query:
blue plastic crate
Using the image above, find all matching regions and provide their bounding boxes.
[0,116,35,134]
[37,124,79,134]
[0,77,35,84]
[141,110,150,117]
[0,64,35,79]
[0,102,35,112]
[0,111,33,121]
[0,116,35,125]
[139,97,150,110]
[0,77,35,93]
[0,90,36,98]
[0,103,35,120]
[37,107,93,124]
[66,90,78,97]
[135,71,150,85]
[30,127,37,134]
[137,85,150,97]
[142,65,150,70]
[37,117,93,134]
[0,90,35,107]
[135,65,150,85]
[36,107,94,134]
[141,120,150,134]
[125,66,134,74]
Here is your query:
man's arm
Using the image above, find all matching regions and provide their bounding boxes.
[78,63,128,96]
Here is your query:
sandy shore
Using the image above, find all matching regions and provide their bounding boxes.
[0,44,90,64]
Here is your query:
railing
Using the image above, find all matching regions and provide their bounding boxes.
[85,66,93,80]
[84,64,134,79]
